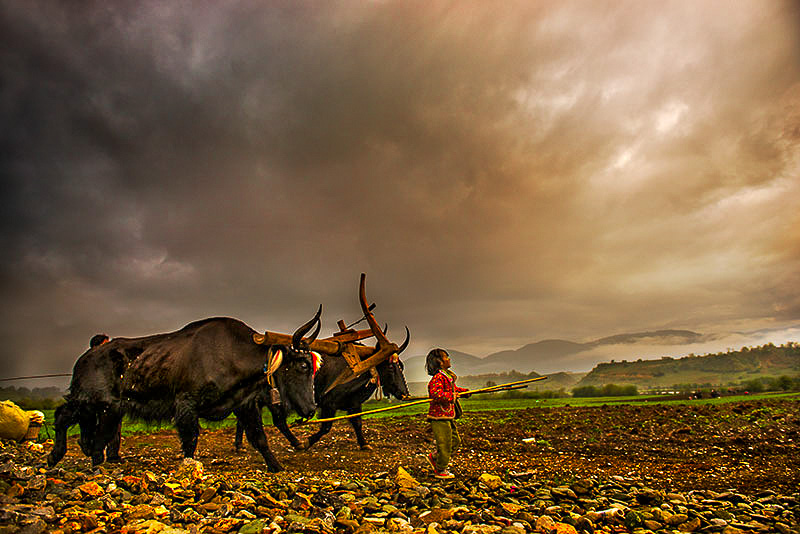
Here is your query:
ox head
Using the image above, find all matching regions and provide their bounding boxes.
[269,305,322,418]
[377,338,410,400]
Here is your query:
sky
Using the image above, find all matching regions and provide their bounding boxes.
[2,1,799,387]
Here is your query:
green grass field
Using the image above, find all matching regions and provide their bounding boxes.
[37,390,800,441]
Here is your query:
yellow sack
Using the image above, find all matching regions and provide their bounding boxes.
[0,400,31,442]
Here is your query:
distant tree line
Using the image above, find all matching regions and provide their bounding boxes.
[738,375,798,393]
[667,374,800,394]
[0,386,65,410]
[474,388,570,400]
[571,384,639,397]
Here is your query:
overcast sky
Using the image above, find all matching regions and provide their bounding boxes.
[2,1,799,386]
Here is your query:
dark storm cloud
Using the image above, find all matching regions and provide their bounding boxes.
[1,1,799,382]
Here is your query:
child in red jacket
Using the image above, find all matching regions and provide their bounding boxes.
[425,348,469,479]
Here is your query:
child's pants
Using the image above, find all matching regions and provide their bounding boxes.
[431,419,461,472]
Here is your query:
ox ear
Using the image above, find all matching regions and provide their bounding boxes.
[266,347,284,376]
[311,351,323,375]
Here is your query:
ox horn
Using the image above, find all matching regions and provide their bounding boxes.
[306,314,321,344]
[359,273,392,348]
[292,304,323,350]
[397,326,410,354]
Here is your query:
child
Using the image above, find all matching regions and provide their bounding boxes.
[425,348,469,479]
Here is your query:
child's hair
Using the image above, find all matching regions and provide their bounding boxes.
[426,348,449,376]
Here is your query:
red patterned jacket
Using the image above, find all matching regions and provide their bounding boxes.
[427,370,469,420]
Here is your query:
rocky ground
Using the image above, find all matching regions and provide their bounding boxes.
[1,398,798,533]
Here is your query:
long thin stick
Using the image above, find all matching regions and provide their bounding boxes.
[294,375,548,425]
[401,382,532,401]
[0,373,72,382]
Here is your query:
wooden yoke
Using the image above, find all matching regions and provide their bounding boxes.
[253,274,409,395]
[253,330,378,359]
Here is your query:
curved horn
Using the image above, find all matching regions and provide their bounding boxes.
[383,323,388,335]
[305,315,321,344]
[359,273,391,347]
[292,304,323,349]
[397,326,410,354]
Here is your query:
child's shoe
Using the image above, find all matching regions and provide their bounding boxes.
[434,470,455,479]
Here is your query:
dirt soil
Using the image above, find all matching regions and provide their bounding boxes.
[51,399,800,493]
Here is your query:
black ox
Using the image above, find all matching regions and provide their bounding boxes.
[47,308,322,472]
[236,273,411,451]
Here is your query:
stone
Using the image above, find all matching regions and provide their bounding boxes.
[385,516,413,532]
[238,518,269,534]
[666,513,689,526]
[636,488,663,505]
[334,518,360,532]
[26,475,46,492]
[499,502,521,515]
[18,518,47,534]
[679,517,702,531]
[535,514,556,532]
[174,459,204,481]
[462,526,502,534]
[479,474,503,490]
[552,486,578,500]
[121,519,188,534]
[643,519,662,530]
[418,508,453,524]
[199,486,217,503]
[78,481,105,497]
[127,504,156,521]
[624,510,642,529]
[395,467,419,489]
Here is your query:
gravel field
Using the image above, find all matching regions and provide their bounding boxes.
[1,398,798,533]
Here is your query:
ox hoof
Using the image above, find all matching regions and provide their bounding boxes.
[106,455,123,463]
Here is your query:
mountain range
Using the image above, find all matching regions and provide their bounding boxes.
[402,329,712,383]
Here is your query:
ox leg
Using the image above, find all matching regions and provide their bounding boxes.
[47,402,78,467]
[90,406,121,466]
[234,419,245,451]
[105,418,124,463]
[267,403,305,450]
[347,407,371,450]
[175,397,200,458]
[234,404,282,472]
[77,409,97,457]
[305,405,337,449]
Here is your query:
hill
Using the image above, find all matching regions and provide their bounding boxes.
[577,342,800,388]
